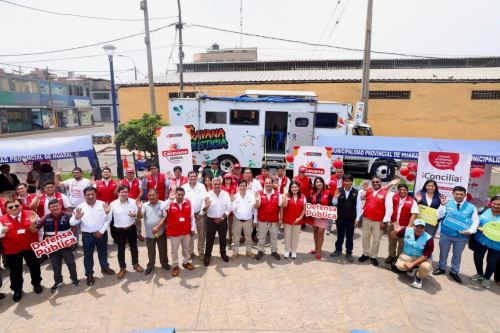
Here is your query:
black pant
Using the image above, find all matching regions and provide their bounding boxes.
[110,217,117,241]
[115,225,139,269]
[49,246,78,284]
[335,219,355,255]
[473,241,500,280]
[205,218,228,257]
[6,249,42,292]
[495,255,500,282]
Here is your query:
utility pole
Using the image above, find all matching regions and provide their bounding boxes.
[176,0,184,97]
[360,0,373,123]
[140,0,157,115]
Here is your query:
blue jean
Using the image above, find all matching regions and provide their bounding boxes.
[82,231,110,276]
[438,232,467,274]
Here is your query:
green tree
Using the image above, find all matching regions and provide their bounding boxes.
[114,113,167,163]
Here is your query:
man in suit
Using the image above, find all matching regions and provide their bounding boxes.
[201,160,225,180]
[330,174,362,262]
[0,164,20,194]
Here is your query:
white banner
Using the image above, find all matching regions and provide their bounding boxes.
[157,126,193,176]
[415,151,472,198]
[293,146,332,184]
[31,231,77,258]
[468,163,492,206]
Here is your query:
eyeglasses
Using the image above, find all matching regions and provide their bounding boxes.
[371,181,380,184]
[150,167,157,170]
[7,204,20,209]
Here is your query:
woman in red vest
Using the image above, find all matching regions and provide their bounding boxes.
[293,166,313,229]
[281,181,306,259]
[310,177,333,260]
[0,198,42,302]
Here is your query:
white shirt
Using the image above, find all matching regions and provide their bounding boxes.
[437,199,479,233]
[261,189,283,206]
[182,182,207,213]
[389,194,419,225]
[63,178,91,207]
[70,200,111,234]
[246,179,263,195]
[110,198,138,228]
[232,191,256,221]
[162,199,196,231]
[200,190,231,218]
[42,193,71,216]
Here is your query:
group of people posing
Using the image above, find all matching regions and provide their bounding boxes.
[0,160,499,303]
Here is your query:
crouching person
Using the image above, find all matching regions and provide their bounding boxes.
[390,219,434,289]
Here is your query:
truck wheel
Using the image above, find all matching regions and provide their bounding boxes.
[370,160,395,182]
[218,155,238,173]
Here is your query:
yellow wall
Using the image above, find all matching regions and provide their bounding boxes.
[118,82,500,140]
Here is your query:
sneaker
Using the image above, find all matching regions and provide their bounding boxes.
[231,253,239,260]
[255,251,264,260]
[246,251,256,259]
[72,280,79,287]
[291,253,297,259]
[407,268,417,277]
[481,279,490,289]
[51,281,63,293]
[470,274,484,281]
[283,252,290,259]
[411,276,423,289]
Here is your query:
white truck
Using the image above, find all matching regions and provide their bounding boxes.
[168,90,399,181]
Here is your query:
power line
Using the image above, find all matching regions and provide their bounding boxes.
[0,61,134,74]
[311,0,342,57]
[0,0,177,22]
[325,0,351,43]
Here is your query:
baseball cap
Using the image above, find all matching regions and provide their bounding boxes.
[126,168,135,173]
[233,163,241,169]
[298,166,306,173]
[413,219,426,227]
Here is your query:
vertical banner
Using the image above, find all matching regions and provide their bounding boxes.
[156,126,193,176]
[354,102,365,124]
[293,146,332,184]
[415,151,472,198]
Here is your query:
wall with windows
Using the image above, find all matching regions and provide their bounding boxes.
[118,81,500,140]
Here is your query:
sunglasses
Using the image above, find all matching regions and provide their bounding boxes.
[371,181,380,184]
[7,204,20,209]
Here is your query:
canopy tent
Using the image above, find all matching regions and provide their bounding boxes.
[0,135,99,169]
[200,95,317,103]
[316,135,500,165]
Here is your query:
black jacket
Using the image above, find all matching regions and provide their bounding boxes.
[336,187,358,223]
[0,173,20,192]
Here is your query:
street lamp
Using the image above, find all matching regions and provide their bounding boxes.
[103,44,124,179]
[118,54,138,81]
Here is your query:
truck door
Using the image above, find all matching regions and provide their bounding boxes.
[287,112,314,153]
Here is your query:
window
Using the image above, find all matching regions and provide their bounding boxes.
[471,90,500,100]
[230,109,259,125]
[92,92,110,100]
[295,117,309,127]
[314,113,338,129]
[206,111,227,124]
[352,127,373,136]
[169,91,199,98]
[369,91,411,99]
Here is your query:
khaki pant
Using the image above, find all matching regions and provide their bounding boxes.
[396,253,432,279]
[387,223,404,258]
[257,222,279,252]
[189,213,205,256]
[232,217,253,253]
[284,224,301,253]
[170,234,191,266]
[362,218,384,258]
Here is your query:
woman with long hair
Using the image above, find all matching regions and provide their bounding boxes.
[414,179,441,237]
[281,181,306,259]
[202,175,212,192]
[310,177,332,260]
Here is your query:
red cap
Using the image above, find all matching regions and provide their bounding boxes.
[223,174,233,179]
[126,168,135,173]
[233,163,241,169]
[298,166,307,173]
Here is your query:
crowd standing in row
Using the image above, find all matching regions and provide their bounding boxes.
[0,161,499,303]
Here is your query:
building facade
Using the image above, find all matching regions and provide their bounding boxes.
[91,90,119,122]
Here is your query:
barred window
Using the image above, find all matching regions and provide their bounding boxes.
[169,91,199,98]
[471,90,500,100]
[369,91,411,99]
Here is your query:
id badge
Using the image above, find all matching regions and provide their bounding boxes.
[179,217,185,222]
[17,229,26,234]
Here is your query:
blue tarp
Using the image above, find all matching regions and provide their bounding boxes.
[317,135,500,165]
[200,94,317,103]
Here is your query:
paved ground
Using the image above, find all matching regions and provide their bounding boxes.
[0,227,498,333]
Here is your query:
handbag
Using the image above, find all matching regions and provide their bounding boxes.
[468,233,476,251]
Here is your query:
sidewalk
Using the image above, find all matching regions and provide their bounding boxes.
[0,124,104,139]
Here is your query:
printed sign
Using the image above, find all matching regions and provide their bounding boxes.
[480,222,500,242]
[468,163,492,206]
[305,203,337,220]
[157,126,193,176]
[31,231,77,258]
[354,102,364,124]
[415,151,472,198]
[416,205,439,226]
[293,146,332,184]
[442,210,474,232]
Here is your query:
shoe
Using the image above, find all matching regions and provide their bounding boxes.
[291,253,297,259]
[326,229,331,235]
[72,280,79,287]
[358,254,369,262]
[411,276,423,289]
[432,268,446,276]
[13,291,22,302]
[239,236,245,244]
[133,264,144,273]
[481,279,491,289]
[283,252,290,259]
[271,252,281,260]
[252,236,259,243]
[162,263,171,271]
[101,267,116,275]
[346,254,354,263]
[246,251,256,259]
[470,274,483,281]
[145,267,154,275]
[407,268,417,277]
[86,275,95,286]
[182,262,194,270]
[117,269,126,279]
[315,254,322,260]
[137,234,145,241]
[204,256,211,266]
[227,238,233,245]
[231,253,239,260]
[221,253,229,262]
[330,251,342,258]
[255,251,264,260]
[384,256,395,264]
[50,282,63,293]
[171,266,180,277]
[34,285,43,294]
[370,257,379,267]
[310,249,317,255]
[449,272,462,284]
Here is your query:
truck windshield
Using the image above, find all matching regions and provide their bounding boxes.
[352,126,373,136]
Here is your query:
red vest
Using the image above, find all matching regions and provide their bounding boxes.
[0,210,39,254]
[95,179,118,204]
[36,192,64,218]
[0,197,6,215]
[257,190,280,223]
[328,175,343,197]
[120,178,141,199]
[391,195,415,227]
[283,194,306,225]
[171,176,188,188]
[166,200,192,237]
[222,184,236,195]
[256,175,266,188]
[278,176,289,194]
[18,195,33,211]
[146,173,166,200]
[293,176,312,202]
[311,190,330,206]
[364,188,389,222]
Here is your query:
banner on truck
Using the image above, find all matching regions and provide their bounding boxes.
[415,151,472,199]
[293,146,332,184]
[157,126,193,176]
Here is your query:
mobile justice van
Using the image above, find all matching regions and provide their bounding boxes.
[169,90,399,181]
